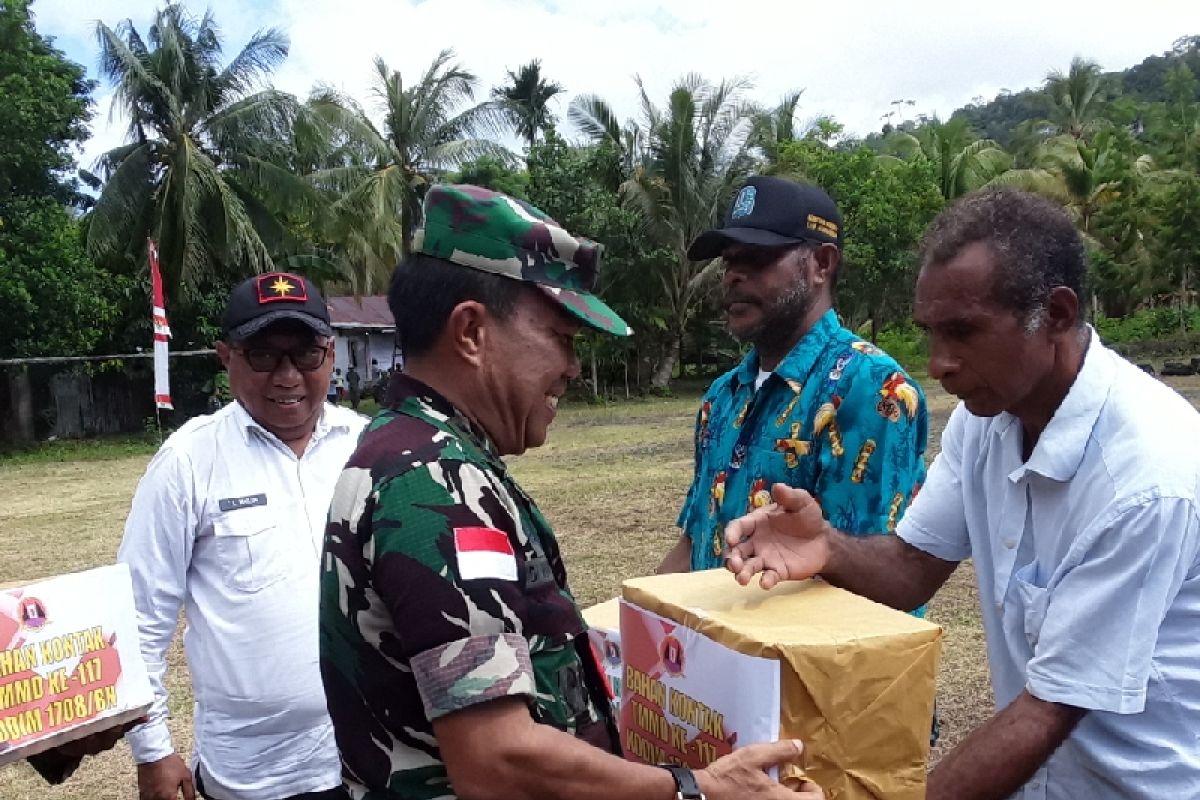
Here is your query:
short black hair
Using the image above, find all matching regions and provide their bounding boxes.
[919,187,1088,325]
[387,253,524,358]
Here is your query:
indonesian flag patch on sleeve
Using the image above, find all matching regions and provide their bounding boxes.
[454,527,518,581]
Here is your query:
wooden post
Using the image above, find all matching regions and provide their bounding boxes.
[7,365,35,444]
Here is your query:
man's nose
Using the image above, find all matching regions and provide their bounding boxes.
[926,339,959,381]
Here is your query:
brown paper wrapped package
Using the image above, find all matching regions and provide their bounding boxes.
[619,569,942,800]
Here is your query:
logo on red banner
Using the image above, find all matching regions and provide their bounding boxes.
[18,599,47,631]
[660,634,685,676]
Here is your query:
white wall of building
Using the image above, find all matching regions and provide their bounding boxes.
[332,330,399,380]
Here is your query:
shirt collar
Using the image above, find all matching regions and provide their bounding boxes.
[733,309,841,390]
[230,399,351,450]
[384,372,502,462]
[1012,328,1113,482]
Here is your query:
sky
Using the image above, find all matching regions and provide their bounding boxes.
[29,0,1200,172]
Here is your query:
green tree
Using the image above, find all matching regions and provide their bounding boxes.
[880,117,1011,200]
[490,59,564,152]
[997,129,1159,317]
[527,131,674,396]
[0,0,125,360]
[1146,174,1200,332]
[87,3,307,301]
[447,155,529,199]
[1045,57,1108,141]
[997,131,1151,242]
[777,140,943,338]
[0,0,94,202]
[566,95,642,190]
[1158,63,1200,170]
[0,198,124,358]
[572,75,757,387]
[310,49,510,293]
[750,90,804,165]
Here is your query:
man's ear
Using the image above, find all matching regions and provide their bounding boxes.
[810,243,841,288]
[1045,286,1081,337]
[444,301,491,367]
[216,340,232,369]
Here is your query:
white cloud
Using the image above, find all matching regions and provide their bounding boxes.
[34,0,1200,168]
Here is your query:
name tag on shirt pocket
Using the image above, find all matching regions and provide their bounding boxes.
[212,506,290,592]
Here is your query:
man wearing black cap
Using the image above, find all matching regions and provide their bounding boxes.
[660,176,930,579]
[118,273,367,800]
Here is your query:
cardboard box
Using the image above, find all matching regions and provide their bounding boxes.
[617,569,942,800]
[0,564,153,765]
[581,598,622,716]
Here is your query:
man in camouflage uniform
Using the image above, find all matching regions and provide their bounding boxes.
[319,185,821,800]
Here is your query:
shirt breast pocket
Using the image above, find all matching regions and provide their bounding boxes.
[751,438,806,479]
[211,507,292,592]
[1009,562,1050,652]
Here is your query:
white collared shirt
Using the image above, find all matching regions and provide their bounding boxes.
[119,401,367,800]
[899,330,1200,798]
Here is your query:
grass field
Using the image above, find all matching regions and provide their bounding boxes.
[3,375,1199,798]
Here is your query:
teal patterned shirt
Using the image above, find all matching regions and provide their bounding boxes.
[678,311,929,600]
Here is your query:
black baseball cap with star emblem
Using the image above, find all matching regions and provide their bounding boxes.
[221,272,333,341]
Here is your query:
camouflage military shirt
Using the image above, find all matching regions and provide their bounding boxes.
[320,375,617,799]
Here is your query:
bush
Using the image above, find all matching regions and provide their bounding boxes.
[875,322,928,374]
[1096,307,1200,343]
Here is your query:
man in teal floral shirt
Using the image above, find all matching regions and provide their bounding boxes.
[659,177,929,606]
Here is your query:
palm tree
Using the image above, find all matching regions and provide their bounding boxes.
[996,133,1151,240]
[879,117,1011,200]
[995,131,1157,318]
[87,4,308,301]
[309,49,511,293]
[572,75,757,388]
[1045,57,1107,141]
[750,90,804,165]
[567,94,643,190]
[491,59,564,151]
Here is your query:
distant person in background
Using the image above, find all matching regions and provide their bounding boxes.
[333,368,346,402]
[346,366,362,411]
[204,369,232,414]
[329,369,343,405]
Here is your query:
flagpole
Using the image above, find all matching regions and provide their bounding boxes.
[148,239,173,437]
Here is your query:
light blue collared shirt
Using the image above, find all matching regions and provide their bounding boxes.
[899,330,1200,798]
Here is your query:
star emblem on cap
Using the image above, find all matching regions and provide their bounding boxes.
[269,277,296,297]
[254,272,310,305]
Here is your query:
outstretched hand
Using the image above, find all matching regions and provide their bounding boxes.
[724,484,834,590]
[698,739,824,799]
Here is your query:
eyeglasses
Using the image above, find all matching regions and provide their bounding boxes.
[233,344,331,373]
[722,244,817,271]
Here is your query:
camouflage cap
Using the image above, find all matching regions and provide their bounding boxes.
[413,184,632,337]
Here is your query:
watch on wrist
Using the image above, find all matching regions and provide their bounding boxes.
[658,764,705,800]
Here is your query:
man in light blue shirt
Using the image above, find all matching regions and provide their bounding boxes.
[723,187,1200,799]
